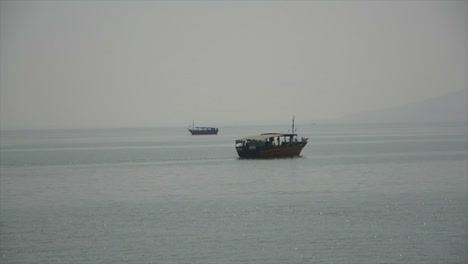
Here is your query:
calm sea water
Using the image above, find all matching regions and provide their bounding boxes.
[1,123,467,264]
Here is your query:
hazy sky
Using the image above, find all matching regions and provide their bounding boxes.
[1,0,467,129]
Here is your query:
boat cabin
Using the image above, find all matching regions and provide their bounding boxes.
[235,133,306,149]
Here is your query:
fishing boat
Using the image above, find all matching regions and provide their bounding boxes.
[188,121,218,135]
[235,117,308,159]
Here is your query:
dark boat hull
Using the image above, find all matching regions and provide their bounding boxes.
[188,129,218,135]
[236,143,307,159]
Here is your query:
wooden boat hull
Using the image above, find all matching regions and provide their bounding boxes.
[236,143,307,159]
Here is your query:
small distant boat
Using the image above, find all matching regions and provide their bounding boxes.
[188,121,218,135]
[235,117,308,159]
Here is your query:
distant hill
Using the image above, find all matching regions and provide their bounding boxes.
[335,89,468,123]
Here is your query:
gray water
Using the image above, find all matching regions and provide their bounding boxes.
[1,123,467,263]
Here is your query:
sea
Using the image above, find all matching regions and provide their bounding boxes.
[1,123,467,264]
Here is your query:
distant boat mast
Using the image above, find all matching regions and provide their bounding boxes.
[292,116,295,134]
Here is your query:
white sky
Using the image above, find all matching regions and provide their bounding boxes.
[1,0,467,129]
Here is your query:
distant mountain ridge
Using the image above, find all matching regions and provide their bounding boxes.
[335,89,468,123]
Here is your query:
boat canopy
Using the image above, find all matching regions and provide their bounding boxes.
[192,127,217,130]
[236,133,297,142]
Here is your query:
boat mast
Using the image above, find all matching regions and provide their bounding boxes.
[192,120,195,129]
[291,116,294,134]
[292,116,294,134]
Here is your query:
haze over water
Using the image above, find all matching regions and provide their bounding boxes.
[1,123,467,263]
[1,1,467,129]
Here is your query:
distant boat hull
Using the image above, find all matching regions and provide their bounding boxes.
[188,128,218,135]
